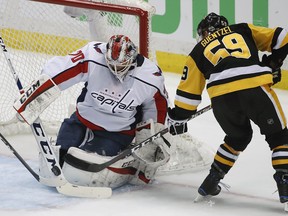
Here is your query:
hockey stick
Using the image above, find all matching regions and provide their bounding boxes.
[0,35,112,198]
[0,132,112,197]
[69,105,212,173]
[0,132,60,186]
[0,36,64,183]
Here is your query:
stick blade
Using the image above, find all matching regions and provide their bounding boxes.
[57,183,112,198]
[39,176,67,187]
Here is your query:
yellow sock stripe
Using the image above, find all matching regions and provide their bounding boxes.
[273,145,288,151]
[223,143,240,155]
[214,154,235,167]
[272,159,288,166]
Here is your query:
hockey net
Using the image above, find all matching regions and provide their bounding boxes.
[0,0,155,135]
[0,0,213,173]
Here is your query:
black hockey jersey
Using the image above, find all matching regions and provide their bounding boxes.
[175,23,288,116]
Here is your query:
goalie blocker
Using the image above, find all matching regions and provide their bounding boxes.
[13,74,61,125]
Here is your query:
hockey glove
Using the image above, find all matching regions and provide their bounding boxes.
[167,108,188,136]
[272,68,281,85]
[262,54,282,85]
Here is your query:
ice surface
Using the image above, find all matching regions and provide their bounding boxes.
[0,72,287,215]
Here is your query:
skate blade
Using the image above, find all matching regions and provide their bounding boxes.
[194,194,212,203]
[284,202,288,212]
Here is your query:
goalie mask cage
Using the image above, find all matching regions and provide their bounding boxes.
[0,0,214,174]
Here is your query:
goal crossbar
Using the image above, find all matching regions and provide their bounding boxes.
[31,0,150,57]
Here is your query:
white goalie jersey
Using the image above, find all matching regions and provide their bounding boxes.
[14,41,169,131]
[42,42,169,132]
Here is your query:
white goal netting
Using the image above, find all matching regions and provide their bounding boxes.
[0,0,155,135]
[0,0,214,174]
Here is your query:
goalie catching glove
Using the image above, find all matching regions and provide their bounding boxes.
[13,74,61,125]
[167,107,191,136]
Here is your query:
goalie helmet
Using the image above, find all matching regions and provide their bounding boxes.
[105,35,138,82]
[197,12,229,41]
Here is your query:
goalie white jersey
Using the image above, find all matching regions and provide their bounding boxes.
[41,42,169,134]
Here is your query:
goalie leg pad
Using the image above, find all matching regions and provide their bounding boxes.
[62,147,141,189]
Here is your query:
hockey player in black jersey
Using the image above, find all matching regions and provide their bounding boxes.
[167,12,288,206]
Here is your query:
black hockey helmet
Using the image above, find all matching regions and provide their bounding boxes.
[197,12,229,39]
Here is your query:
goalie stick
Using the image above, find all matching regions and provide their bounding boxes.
[0,35,112,198]
[0,132,60,186]
[0,132,112,198]
[67,105,212,173]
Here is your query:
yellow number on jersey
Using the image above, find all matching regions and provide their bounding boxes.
[204,33,251,66]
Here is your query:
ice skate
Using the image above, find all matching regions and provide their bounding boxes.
[197,166,225,198]
[274,171,288,211]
